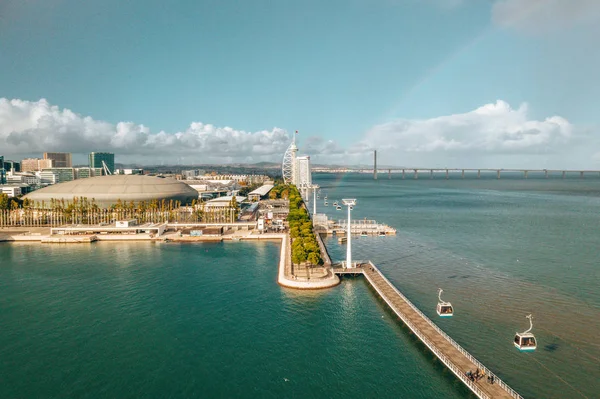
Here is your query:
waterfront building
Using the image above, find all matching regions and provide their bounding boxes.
[41,168,74,183]
[43,152,72,168]
[114,168,144,175]
[89,152,115,174]
[24,175,199,208]
[6,172,40,187]
[281,132,313,193]
[295,156,312,189]
[0,185,22,197]
[247,184,274,201]
[38,170,57,185]
[74,167,103,179]
[182,169,206,179]
[203,174,269,184]
[22,158,53,172]
[3,159,21,173]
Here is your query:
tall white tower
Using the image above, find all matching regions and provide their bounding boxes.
[282,131,298,184]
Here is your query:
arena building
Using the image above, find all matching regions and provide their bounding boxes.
[24,175,199,208]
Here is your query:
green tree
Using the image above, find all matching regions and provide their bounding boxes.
[289,226,300,239]
[307,252,321,266]
[292,245,307,264]
[230,196,240,220]
[0,193,9,210]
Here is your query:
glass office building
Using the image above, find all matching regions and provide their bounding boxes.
[0,155,5,184]
[89,152,115,174]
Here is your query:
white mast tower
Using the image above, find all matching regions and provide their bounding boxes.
[282,131,298,185]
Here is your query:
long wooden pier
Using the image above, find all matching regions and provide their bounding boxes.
[333,262,522,399]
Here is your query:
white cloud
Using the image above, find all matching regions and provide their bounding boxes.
[0,98,290,164]
[360,100,592,168]
[491,0,600,33]
[1,98,594,168]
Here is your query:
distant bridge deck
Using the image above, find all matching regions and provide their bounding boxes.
[333,262,522,399]
[318,168,600,179]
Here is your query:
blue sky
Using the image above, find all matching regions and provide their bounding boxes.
[1,0,599,167]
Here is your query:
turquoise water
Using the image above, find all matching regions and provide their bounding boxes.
[0,241,469,398]
[316,173,600,399]
[1,173,599,398]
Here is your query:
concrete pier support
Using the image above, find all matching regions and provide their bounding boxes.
[414,169,418,180]
[445,169,449,179]
[497,170,501,179]
[524,170,528,179]
[545,170,548,178]
[388,169,391,179]
[430,170,434,179]
[580,171,584,178]
[477,169,481,178]
[562,171,566,179]
[402,169,405,179]
[461,169,465,179]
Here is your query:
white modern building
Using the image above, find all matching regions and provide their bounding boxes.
[282,132,313,195]
[295,156,312,189]
[38,170,57,185]
[0,186,22,197]
[6,171,40,186]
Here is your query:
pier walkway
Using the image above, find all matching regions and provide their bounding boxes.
[333,262,522,399]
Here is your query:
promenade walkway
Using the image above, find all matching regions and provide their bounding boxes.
[333,262,522,399]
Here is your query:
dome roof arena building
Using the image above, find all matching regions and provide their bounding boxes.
[24,175,199,208]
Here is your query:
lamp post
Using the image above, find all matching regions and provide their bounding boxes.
[342,199,356,268]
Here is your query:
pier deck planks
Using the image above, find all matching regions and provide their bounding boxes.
[333,265,520,399]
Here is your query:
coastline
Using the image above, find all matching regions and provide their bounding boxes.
[0,226,340,290]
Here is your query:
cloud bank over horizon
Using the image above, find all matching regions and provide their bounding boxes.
[0,97,596,168]
[0,98,290,165]
[359,100,599,169]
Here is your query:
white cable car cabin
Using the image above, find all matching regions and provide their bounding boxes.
[436,288,454,317]
[514,314,537,351]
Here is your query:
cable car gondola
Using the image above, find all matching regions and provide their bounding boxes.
[514,314,537,351]
[336,205,342,210]
[436,288,454,317]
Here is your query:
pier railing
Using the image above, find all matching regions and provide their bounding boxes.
[366,261,523,399]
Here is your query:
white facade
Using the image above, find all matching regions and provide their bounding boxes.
[282,134,298,184]
[38,170,57,185]
[295,156,312,188]
[6,172,40,186]
[281,133,313,189]
[114,168,144,175]
[0,186,22,197]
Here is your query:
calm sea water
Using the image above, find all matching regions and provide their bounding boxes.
[316,173,600,399]
[0,241,470,398]
[1,173,599,398]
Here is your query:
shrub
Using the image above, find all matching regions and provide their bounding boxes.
[286,184,323,266]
